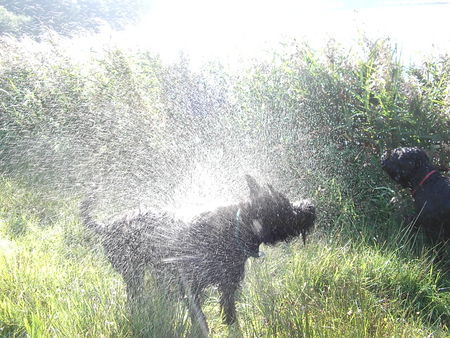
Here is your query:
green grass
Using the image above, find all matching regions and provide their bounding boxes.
[0,177,449,337]
[233,241,449,337]
[1,32,449,337]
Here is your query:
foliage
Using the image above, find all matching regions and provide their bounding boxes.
[235,239,449,337]
[0,5,31,36]
[0,0,149,38]
[0,178,448,337]
[0,34,449,227]
[0,34,449,336]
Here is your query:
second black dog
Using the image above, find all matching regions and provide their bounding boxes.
[381,147,450,245]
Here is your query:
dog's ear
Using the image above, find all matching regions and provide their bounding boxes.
[245,175,264,199]
[399,148,429,171]
[414,148,430,169]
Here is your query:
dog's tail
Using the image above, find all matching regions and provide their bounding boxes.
[80,198,102,234]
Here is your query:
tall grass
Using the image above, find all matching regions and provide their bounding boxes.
[0,179,128,337]
[1,177,449,337]
[0,34,449,336]
[235,240,449,337]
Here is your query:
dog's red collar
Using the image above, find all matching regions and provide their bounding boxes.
[412,170,438,196]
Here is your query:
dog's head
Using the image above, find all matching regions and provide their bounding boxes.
[245,175,315,245]
[381,147,432,188]
[292,199,316,243]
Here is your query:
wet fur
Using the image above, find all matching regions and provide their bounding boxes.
[80,175,315,332]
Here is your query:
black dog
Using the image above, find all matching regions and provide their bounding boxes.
[80,175,315,334]
[381,147,450,245]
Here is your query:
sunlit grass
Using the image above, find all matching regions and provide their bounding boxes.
[0,237,129,337]
[0,31,449,337]
[0,178,448,337]
[0,186,129,336]
[233,240,449,337]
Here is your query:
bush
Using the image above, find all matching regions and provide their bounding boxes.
[0,33,449,336]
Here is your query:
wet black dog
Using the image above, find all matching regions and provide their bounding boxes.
[381,147,450,245]
[80,175,315,334]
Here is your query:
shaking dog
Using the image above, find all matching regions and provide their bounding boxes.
[81,175,315,334]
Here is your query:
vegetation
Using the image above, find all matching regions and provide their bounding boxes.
[0,32,449,337]
[0,0,149,38]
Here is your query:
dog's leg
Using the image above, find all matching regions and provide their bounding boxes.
[177,271,209,337]
[187,290,209,338]
[219,282,239,325]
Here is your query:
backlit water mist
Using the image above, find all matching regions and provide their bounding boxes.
[0,37,321,220]
[2,16,450,337]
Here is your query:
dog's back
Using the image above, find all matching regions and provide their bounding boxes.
[413,173,450,242]
[167,203,259,288]
[81,199,183,278]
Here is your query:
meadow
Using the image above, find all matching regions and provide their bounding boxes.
[0,34,449,337]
